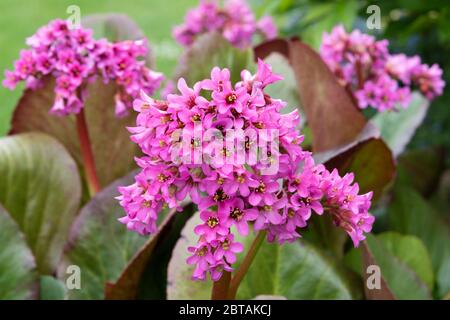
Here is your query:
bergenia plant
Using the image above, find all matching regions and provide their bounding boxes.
[117,59,374,298]
[320,25,445,112]
[173,0,277,49]
[3,19,163,195]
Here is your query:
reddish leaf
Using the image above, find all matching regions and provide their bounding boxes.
[324,138,396,202]
[10,79,138,188]
[104,208,180,300]
[255,39,366,152]
[361,242,396,300]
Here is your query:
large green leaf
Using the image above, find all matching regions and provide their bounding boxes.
[57,171,147,299]
[10,79,139,189]
[167,214,359,300]
[388,185,450,298]
[39,276,66,300]
[0,133,81,274]
[174,32,254,86]
[0,205,38,299]
[236,239,359,300]
[372,92,429,157]
[345,232,434,299]
[397,146,445,196]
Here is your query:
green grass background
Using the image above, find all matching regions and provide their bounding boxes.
[0,0,199,136]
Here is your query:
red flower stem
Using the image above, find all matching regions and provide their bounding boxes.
[356,60,364,90]
[227,230,267,299]
[76,108,101,196]
[211,270,231,300]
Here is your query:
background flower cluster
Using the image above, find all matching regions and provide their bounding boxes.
[320,25,445,112]
[173,0,277,48]
[3,19,163,116]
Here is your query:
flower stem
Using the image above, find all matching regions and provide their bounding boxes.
[76,108,101,196]
[228,230,266,299]
[211,271,231,300]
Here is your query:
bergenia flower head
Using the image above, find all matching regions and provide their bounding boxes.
[320,25,445,112]
[117,59,374,281]
[173,0,277,48]
[3,19,163,117]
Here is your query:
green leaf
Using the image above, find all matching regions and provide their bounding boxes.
[235,239,359,300]
[0,133,81,274]
[39,276,66,300]
[377,233,434,290]
[301,213,347,259]
[57,171,147,299]
[345,232,434,297]
[361,234,432,299]
[0,204,38,300]
[174,32,254,86]
[167,214,359,300]
[388,185,450,298]
[397,146,445,196]
[10,79,139,189]
[372,92,429,157]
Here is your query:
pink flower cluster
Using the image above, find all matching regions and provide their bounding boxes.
[3,19,163,117]
[117,60,374,281]
[173,0,277,49]
[320,25,445,112]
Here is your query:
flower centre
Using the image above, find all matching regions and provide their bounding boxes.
[142,200,151,208]
[207,216,219,228]
[288,208,295,218]
[222,239,230,250]
[230,207,243,221]
[226,93,237,104]
[196,247,207,257]
[256,182,266,193]
[191,114,201,122]
[213,188,228,202]
[263,205,272,212]
[237,175,245,184]
[157,174,168,182]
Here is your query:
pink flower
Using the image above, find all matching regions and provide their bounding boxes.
[213,233,244,264]
[257,16,277,40]
[118,60,375,281]
[194,210,229,242]
[213,85,248,114]
[220,197,258,235]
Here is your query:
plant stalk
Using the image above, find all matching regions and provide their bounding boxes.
[227,230,266,299]
[211,271,231,300]
[76,108,101,196]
